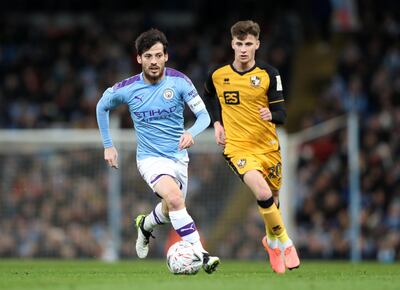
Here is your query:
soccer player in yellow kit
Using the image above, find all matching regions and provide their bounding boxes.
[203,20,300,274]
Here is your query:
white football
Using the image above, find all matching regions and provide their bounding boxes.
[166,241,203,275]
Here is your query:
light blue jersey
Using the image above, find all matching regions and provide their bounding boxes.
[96,68,210,161]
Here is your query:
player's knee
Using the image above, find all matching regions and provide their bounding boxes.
[256,188,272,200]
[165,192,185,210]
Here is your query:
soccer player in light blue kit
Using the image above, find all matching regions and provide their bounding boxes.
[96,29,220,273]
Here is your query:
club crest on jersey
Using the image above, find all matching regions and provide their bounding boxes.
[237,159,246,168]
[163,89,174,100]
[250,76,261,87]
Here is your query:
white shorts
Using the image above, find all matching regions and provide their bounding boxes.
[137,156,189,198]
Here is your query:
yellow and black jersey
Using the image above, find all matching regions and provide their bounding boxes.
[203,62,286,155]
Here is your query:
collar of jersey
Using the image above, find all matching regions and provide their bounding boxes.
[140,69,167,85]
[230,63,257,76]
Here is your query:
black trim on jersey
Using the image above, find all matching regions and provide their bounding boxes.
[257,62,284,102]
[270,101,286,125]
[257,61,286,124]
[229,63,257,76]
[203,67,224,124]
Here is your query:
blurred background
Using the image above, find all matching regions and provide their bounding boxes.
[0,0,399,263]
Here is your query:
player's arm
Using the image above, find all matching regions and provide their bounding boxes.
[180,101,210,150]
[203,72,222,125]
[259,65,287,124]
[266,67,286,125]
[179,107,210,150]
[96,87,125,168]
[203,71,225,146]
[179,78,211,150]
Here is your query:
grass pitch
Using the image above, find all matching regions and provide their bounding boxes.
[0,260,399,290]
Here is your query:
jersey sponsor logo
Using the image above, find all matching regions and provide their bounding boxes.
[163,88,174,100]
[224,91,240,105]
[250,76,261,87]
[237,159,246,168]
[133,106,177,119]
[276,75,283,91]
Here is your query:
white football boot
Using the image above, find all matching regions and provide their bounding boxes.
[135,215,154,259]
[202,252,220,274]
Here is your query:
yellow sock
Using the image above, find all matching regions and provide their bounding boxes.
[266,226,276,242]
[258,202,289,244]
[266,202,281,241]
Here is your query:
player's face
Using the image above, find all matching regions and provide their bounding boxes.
[231,34,260,66]
[137,42,168,83]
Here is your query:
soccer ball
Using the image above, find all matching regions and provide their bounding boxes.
[166,241,203,275]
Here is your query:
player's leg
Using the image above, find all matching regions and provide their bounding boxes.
[261,189,281,258]
[154,175,199,244]
[243,169,286,273]
[272,189,280,207]
[263,189,280,249]
[135,200,170,258]
[261,152,300,270]
[140,201,170,232]
[225,153,285,273]
[266,189,280,246]
[176,159,220,274]
[154,175,220,274]
[135,157,174,258]
[270,190,300,270]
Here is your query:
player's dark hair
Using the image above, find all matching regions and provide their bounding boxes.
[135,28,168,55]
[230,20,260,40]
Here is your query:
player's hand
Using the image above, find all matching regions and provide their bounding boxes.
[214,121,226,146]
[259,106,272,121]
[179,131,194,150]
[104,146,119,169]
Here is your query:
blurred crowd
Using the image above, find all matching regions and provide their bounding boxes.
[0,148,232,258]
[294,11,400,261]
[0,150,107,258]
[0,8,297,129]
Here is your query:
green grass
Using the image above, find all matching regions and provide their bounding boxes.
[0,260,399,290]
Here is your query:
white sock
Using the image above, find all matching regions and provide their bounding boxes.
[169,207,206,253]
[143,202,170,232]
[268,237,279,249]
[279,238,293,250]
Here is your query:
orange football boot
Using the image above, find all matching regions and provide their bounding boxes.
[284,245,300,270]
[262,236,285,274]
